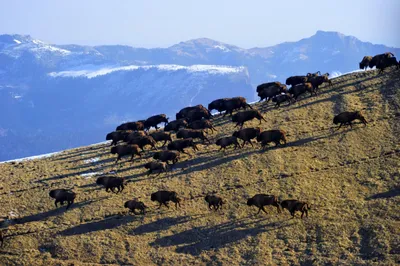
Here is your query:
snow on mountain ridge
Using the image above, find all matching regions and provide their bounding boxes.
[48,64,246,79]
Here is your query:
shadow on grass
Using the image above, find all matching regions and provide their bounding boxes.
[130,215,200,235]
[150,219,289,256]
[365,186,400,200]
[11,197,108,225]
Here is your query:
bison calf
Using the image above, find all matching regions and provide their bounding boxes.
[124,199,147,215]
[257,130,287,149]
[204,195,224,211]
[144,161,168,176]
[272,93,294,108]
[151,190,181,209]
[49,189,76,210]
[246,194,281,214]
[215,136,240,151]
[333,111,367,130]
[96,176,125,193]
[106,130,131,146]
[110,144,141,163]
[280,199,311,219]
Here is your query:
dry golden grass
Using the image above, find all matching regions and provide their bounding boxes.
[0,68,399,266]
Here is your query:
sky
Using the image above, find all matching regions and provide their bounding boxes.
[1,0,399,48]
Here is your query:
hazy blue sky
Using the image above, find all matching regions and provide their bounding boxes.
[1,0,399,48]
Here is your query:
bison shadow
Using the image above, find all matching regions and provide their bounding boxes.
[150,219,289,256]
[11,197,107,225]
[365,186,400,200]
[130,215,198,235]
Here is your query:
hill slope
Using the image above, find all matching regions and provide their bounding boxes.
[0,68,399,265]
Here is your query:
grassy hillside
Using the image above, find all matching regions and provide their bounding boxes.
[0,68,399,265]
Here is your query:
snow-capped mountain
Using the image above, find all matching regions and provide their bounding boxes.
[0,31,399,160]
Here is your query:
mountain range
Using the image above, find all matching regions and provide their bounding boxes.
[0,30,399,160]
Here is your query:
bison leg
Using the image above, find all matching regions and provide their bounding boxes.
[164,202,169,208]
[130,153,135,161]
[132,209,139,215]
[208,203,212,210]
[158,203,162,209]
[115,155,121,164]
[249,140,254,148]
[54,199,59,208]
[162,140,167,147]
[66,200,73,210]
[120,184,124,192]
[147,169,152,176]
[336,123,343,131]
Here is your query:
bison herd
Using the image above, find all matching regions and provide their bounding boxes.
[3,51,396,248]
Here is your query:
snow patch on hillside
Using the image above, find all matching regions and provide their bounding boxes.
[48,64,246,79]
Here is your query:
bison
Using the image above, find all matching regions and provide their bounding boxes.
[232,127,261,148]
[271,93,294,108]
[289,82,314,100]
[49,189,76,210]
[307,73,332,93]
[110,144,141,163]
[376,56,399,74]
[164,119,188,132]
[144,161,168,176]
[176,129,210,143]
[106,130,132,146]
[116,121,144,131]
[306,71,321,77]
[124,199,147,215]
[359,56,373,70]
[124,131,147,143]
[285,75,308,87]
[208,98,229,113]
[167,138,199,154]
[126,136,157,151]
[215,136,240,151]
[153,150,180,165]
[188,119,216,133]
[232,110,267,129]
[151,191,181,209]
[257,82,288,103]
[257,130,287,148]
[96,176,125,193]
[204,195,224,211]
[333,111,367,130]
[221,97,253,116]
[144,114,168,130]
[369,52,394,68]
[176,105,210,120]
[280,199,311,219]
[150,131,172,147]
[185,108,212,122]
[246,194,281,214]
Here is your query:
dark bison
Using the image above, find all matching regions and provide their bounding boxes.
[116,121,144,131]
[110,144,141,163]
[256,81,286,93]
[257,82,288,102]
[289,82,314,100]
[124,131,147,143]
[106,130,132,146]
[208,98,229,113]
[185,108,212,122]
[280,200,311,219]
[164,119,188,132]
[271,93,294,108]
[376,56,399,74]
[285,75,308,87]
[307,73,332,93]
[333,111,367,130]
[176,105,211,120]
[257,130,287,149]
[176,129,210,143]
[359,56,372,70]
[49,189,76,210]
[126,136,157,151]
[188,119,216,133]
[144,161,168,176]
[124,199,147,215]
[144,114,168,130]
[151,191,181,209]
[215,136,240,151]
[150,131,172,147]
[232,127,261,148]
[204,195,224,211]
[246,194,281,214]
[232,110,267,129]
[96,176,125,193]
[153,150,180,165]
[369,52,394,68]
[222,97,253,116]
[167,138,199,154]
